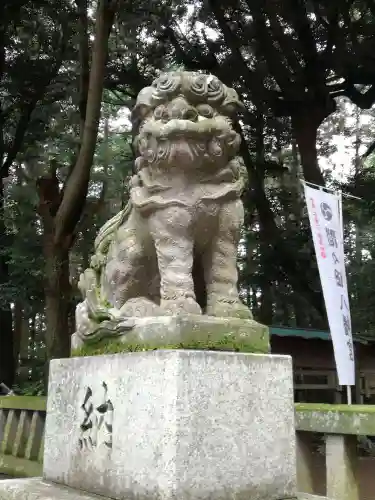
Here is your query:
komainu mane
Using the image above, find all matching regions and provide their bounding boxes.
[75,71,251,343]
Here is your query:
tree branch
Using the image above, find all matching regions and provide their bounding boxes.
[250,4,298,101]
[283,0,328,95]
[344,84,375,109]
[207,0,280,112]
[76,0,90,138]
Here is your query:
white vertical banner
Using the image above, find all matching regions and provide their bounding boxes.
[303,184,355,386]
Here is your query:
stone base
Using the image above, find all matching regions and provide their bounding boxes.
[0,479,332,500]
[71,314,269,354]
[43,350,296,500]
[0,478,109,499]
[299,496,333,500]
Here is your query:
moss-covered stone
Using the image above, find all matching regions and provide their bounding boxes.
[0,453,42,478]
[72,332,268,357]
[295,402,375,436]
[296,403,375,413]
[72,314,270,357]
[0,396,46,412]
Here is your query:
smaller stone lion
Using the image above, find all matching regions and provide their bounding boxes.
[75,71,251,343]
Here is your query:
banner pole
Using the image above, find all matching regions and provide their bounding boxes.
[347,385,352,405]
[301,179,362,200]
[337,191,343,239]
[338,190,355,404]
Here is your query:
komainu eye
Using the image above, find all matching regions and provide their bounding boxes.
[196,104,214,118]
[183,107,198,121]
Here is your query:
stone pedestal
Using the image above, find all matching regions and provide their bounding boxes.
[0,478,106,500]
[0,480,331,500]
[0,349,298,500]
[41,350,296,500]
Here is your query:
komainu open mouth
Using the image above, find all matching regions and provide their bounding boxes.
[140,116,233,139]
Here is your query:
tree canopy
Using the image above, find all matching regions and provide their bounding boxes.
[0,0,375,393]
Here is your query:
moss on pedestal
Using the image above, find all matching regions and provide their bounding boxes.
[72,331,269,358]
[72,315,270,358]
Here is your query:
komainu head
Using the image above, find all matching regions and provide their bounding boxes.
[131,71,245,173]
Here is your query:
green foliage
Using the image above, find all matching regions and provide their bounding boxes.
[12,380,45,397]
[1,0,375,392]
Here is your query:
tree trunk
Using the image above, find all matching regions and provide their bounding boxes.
[37,171,72,362]
[281,298,290,326]
[16,305,31,385]
[292,115,325,186]
[0,179,14,387]
[289,138,304,222]
[44,239,71,360]
[354,107,361,178]
[0,26,14,386]
[13,300,23,367]
[77,0,90,139]
[30,314,36,347]
[250,286,259,315]
[259,282,273,325]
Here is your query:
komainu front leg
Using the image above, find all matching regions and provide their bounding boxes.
[204,200,252,319]
[149,206,201,315]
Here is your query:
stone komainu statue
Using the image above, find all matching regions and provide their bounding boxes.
[75,71,252,343]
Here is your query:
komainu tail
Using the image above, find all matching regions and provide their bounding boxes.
[94,201,132,257]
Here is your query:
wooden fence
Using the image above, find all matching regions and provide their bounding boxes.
[294,368,375,405]
[0,396,45,478]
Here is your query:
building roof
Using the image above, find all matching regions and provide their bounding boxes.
[270,326,374,345]
[270,326,329,341]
